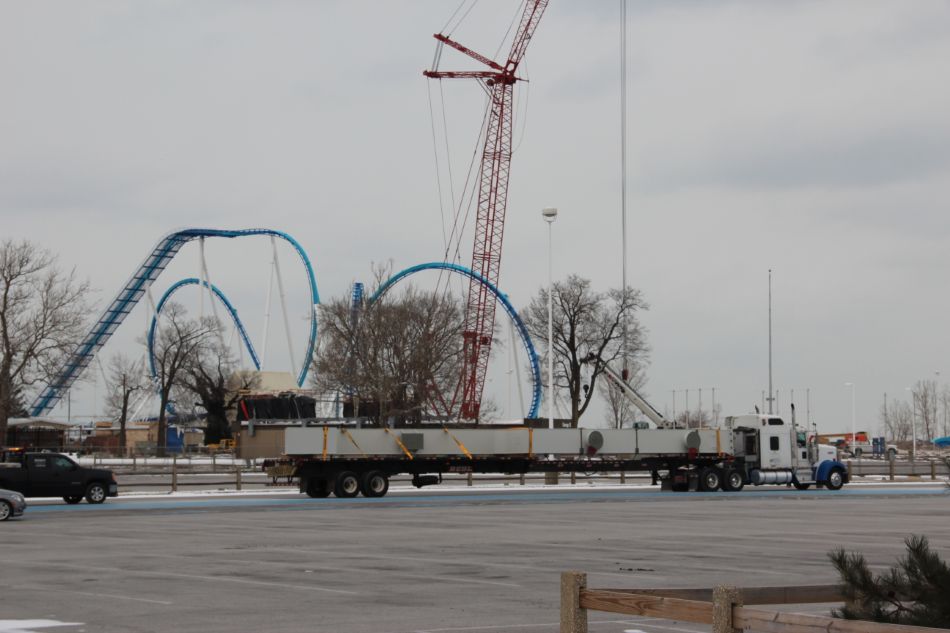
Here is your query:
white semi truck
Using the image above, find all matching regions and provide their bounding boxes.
[279,363,848,498]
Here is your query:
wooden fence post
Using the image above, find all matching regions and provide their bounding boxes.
[520,473,526,485]
[931,460,936,481]
[467,472,473,487]
[132,455,137,472]
[212,452,217,473]
[889,459,895,481]
[570,471,577,485]
[713,585,742,633]
[236,466,243,491]
[560,571,587,633]
[620,471,626,484]
[171,457,178,492]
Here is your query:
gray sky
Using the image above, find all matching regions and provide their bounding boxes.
[2,1,949,434]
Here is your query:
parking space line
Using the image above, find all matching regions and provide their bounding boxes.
[7,561,358,596]
[1,583,173,606]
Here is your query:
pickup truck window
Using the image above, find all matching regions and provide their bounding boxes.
[33,457,49,469]
[53,456,75,470]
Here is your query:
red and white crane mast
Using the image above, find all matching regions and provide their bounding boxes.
[424,0,549,420]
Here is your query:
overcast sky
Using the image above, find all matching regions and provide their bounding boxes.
[2,1,949,434]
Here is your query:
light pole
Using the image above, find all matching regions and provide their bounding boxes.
[906,386,917,461]
[845,382,855,451]
[542,207,558,429]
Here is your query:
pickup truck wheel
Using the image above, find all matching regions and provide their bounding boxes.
[0,500,10,521]
[826,468,845,491]
[722,470,745,492]
[305,477,331,498]
[698,467,722,492]
[63,495,83,505]
[360,471,389,498]
[85,482,107,504]
[333,471,360,498]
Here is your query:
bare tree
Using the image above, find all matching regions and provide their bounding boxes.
[0,239,90,447]
[147,303,218,455]
[911,380,937,441]
[675,408,714,429]
[522,275,649,427]
[313,283,463,424]
[598,366,646,429]
[178,337,259,445]
[105,354,148,455]
[940,385,950,440]
[881,399,913,443]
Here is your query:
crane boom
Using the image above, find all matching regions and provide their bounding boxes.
[586,357,669,428]
[424,0,549,420]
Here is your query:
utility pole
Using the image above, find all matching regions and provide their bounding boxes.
[768,269,773,414]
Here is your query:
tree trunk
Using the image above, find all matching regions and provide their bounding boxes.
[0,366,12,448]
[119,390,130,457]
[157,392,168,458]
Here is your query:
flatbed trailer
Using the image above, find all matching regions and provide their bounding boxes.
[282,418,849,498]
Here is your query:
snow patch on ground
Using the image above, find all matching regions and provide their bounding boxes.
[0,621,81,633]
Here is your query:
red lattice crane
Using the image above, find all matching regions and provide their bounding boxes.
[424,1,549,420]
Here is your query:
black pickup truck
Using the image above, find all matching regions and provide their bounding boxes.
[0,451,118,504]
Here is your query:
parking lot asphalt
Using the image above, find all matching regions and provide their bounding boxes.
[2,485,947,633]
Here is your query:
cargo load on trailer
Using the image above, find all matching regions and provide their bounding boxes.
[279,361,848,498]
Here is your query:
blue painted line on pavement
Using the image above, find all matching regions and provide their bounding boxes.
[24,486,948,514]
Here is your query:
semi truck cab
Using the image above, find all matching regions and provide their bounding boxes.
[726,415,848,490]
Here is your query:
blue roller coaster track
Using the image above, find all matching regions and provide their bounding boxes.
[30,228,319,417]
[370,262,541,419]
[147,278,261,378]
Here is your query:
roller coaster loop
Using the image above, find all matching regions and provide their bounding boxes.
[369,262,541,419]
[147,278,261,379]
[30,228,319,416]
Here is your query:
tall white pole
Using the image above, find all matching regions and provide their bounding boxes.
[845,382,855,448]
[542,208,558,429]
[768,269,773,414]
[904,387,917,462]
[620,0,629,377]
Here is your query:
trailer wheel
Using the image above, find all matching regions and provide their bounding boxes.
[360,471,389,498]
[333,471,361,498]
[722,470,745,492]
[305,477,331,498]
[825,468,844,491]
[698,467,722,492]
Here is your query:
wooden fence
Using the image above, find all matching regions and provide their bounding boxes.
[560,572,947,633]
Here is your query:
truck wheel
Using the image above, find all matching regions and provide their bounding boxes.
[85,482,107,504]
[333,471,360,498]
[305,477,331,498]
[722,470,745,492]
[825,468,845,491]
[853,448,863,458]
[360,471,389,498]
[63,495,83,505]
[698,467,722,492]
[792,481,811,491]
[0,500,10,521]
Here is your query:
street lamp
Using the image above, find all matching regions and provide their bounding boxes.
[542,207,558,430]
[844,382,855,452]
[906,386,917,461]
